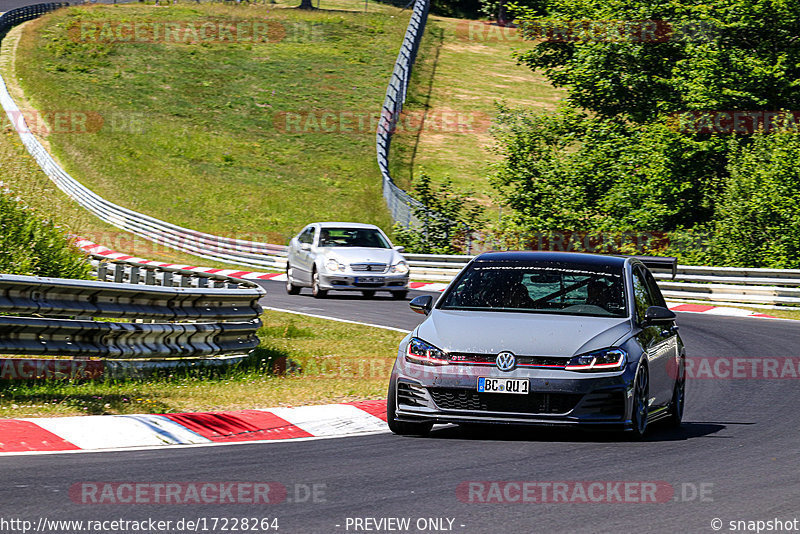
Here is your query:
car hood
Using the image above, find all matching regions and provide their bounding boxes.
[416,310,632,357]
[320,247,400,264]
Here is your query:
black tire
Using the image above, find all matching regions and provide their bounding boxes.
[629,363,649,440]
[285,264,300,295]
[311,268,327,299]
[361,290,376,298]
[392,290,409,300]
[387,378,432,436]
[667,359,685,428]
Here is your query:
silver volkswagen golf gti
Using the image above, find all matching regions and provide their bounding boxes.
[387,251,686,439]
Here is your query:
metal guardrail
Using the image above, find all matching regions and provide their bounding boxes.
[376,0,430,228]
[0,2,67,34]
[0,273,265,359]
[0,3,289,271]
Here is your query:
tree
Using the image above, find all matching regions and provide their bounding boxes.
[512,0,800,123]
[393,172,484,254]
[298,0,314,10]
[487,0,800,265]
[710,130,800,268]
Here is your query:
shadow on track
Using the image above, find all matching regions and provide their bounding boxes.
[406,420,749,443]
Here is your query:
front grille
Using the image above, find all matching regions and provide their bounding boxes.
[447,353,567,368]
[350,263,388,273]
[428,387,582,415]
[578,390,625,417]
[397,382,427,407]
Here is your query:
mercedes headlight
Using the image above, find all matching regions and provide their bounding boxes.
[325,258,345,272]
[391,261,409,274]
[566,348,627,372]
[405,337,449,366]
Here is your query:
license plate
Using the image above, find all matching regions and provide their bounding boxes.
[355,277,384,284]
[477,377,529,395]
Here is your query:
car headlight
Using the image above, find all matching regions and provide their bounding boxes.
[405,337,449,366]
[325,258,345,272]
[565,348,627,372]
[391,261,409,274]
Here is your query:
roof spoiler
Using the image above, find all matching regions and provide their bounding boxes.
[626,255,678,279]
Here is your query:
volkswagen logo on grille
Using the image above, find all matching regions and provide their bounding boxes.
[496,351,516,372]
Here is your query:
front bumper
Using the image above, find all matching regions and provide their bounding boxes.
[318,271,409,291]
[392,362,636,428]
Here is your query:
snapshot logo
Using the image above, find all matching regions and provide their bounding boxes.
[273,109,491,135]
[457,481,713,504]
[70,20,288,44]
[455,19,716,43]
[668,111,800,134]
[675,357,800,380]
[69,482,327,505]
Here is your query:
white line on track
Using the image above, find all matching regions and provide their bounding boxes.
[262,307,411,333]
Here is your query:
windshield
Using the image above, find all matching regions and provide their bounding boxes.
[318,228,391,249]
[439,261,627,318]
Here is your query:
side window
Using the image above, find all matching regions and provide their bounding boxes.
[632,268,655,323]
[298,227,314,245]
[643,270,667,308]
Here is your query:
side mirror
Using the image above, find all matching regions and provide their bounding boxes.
[409,295,433,315]
[300,242,311,251]
[394,245,405,253]
[644,305,676,325]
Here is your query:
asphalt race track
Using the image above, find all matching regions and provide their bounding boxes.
[0,279,798,533]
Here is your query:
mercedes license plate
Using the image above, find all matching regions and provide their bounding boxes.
[355,277,383,284]
[477,377,529,395]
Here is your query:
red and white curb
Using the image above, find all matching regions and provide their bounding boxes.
[74,239,286,282]
[666,302,776,319]
[0,400,390,454]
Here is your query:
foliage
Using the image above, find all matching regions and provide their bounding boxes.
[393,172,484,254]
[710,130,800,268]
[0,186,91,278]
[488,0,800,266]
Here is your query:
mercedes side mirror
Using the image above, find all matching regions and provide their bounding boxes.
[394,245,405,253]
[300,242,311,251]
[409,295,433,315]
[643,305,676,325]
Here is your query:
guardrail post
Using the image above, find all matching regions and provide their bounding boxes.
[161,271,173,287]
[113,263,125,283]
[180,274,191,287]
[145,268,156,286]
[97,262,108,282]
[129,266,141,285]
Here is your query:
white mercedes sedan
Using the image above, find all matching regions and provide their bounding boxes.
[285,222,410,299]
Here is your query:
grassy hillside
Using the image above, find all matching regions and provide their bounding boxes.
[390,17,564,209]
[11,1,409,244]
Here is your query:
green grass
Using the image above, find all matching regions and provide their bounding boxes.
[389,16,564,209]
[10,1,411,245]
[0,310,406,417]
